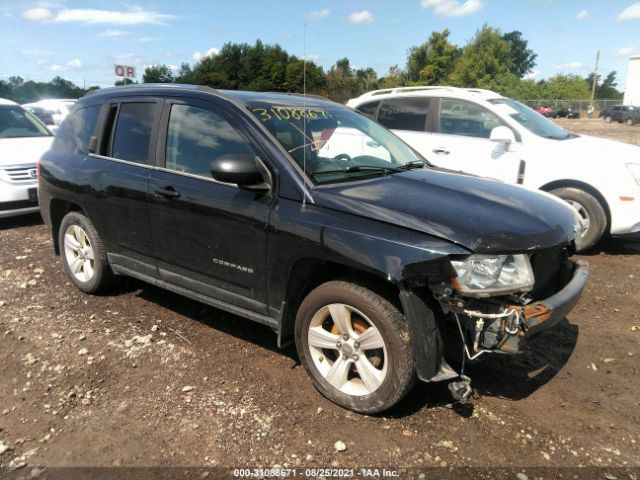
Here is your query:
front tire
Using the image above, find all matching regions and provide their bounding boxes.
[59,211,114,294]
[550,187,607,251]
[605,116,612,123]
[295,281,415,414]
[626,118,634,126]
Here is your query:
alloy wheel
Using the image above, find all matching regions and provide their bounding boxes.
[63,225,95,283]
[307,303,388,396]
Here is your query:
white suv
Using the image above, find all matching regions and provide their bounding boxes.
[347,86,640,250]
[0,99,53,218]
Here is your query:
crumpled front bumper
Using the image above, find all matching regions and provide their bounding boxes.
[500,259,589,352]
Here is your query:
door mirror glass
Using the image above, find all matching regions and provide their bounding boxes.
[210,154,267,188]
[490,126,516,145]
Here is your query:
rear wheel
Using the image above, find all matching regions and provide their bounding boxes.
[295,281,415,414]
[59,211,114,293]
[605,116,612,123]
[626,118,634,126]
[550,187,607,251]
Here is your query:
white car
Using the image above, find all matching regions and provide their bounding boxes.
[22,98,77,127]
[348,86,640,250]
[0,98,54,218]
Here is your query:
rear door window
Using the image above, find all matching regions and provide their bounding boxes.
[110,103,157,164]
[355,101,380,120]
[165,103,255,178]
[377,97,431,131]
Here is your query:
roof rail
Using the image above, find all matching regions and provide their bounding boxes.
[357,86,462,98]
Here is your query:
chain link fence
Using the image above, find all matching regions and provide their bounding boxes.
[520,99,623,118]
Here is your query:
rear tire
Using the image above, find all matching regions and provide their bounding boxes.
[626,118,634,126]
[605,116,612,123]
[59,211,114,294]
[295,281,416,414]
[550,187,607,251]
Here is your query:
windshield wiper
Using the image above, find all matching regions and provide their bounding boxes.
[398,160,427,170]
[309,165,403,177]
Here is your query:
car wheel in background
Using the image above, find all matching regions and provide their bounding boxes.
[59,211,114,294]
[626,118,634,126]
[295,281,416,414]
[605,116,612,123]
[550,187,607,252]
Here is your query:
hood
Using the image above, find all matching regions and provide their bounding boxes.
[0,136,53,167]
[555,133,640,163]
[313,168,578,253]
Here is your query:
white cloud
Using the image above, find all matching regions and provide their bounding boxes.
[421,0,482,17]
[306,9,330,20]
[304,54,320,62]
[21,7,54,21]
[21,6,175,25]
[138,37,156,43]
[576,9,589,20]
[97,29,128,37]
[616,46,637,57]
[192,47,219,62]
[551,62,584,70]
[523,70,540,80]
[618,2,640,21]
[49,58,82,72]
[348,10,374,24]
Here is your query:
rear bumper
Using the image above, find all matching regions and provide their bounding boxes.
[518,260,589,340]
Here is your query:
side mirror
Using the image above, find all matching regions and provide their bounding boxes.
[490,126,516,145]
[210,154,270,190]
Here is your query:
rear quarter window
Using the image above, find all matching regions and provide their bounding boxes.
[51,112,76,155]
[75,106,101,154]
[378,97,430,132]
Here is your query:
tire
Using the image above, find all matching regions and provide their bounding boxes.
[550,187,607,251]
[58,211,114,294]
[605,116,612,123]
[626,118,634,126]
[295,281,416,414]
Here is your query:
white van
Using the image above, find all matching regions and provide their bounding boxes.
[347,86,640,250]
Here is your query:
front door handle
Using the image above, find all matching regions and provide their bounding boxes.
[433,148,450,155]
[154,186,181,199]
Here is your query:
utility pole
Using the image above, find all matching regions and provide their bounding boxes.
[589,49,600,117]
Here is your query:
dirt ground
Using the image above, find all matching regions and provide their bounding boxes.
[0,119,639,478]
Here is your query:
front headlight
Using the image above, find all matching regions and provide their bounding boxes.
[450,254,534,297]
[626,164,640,186]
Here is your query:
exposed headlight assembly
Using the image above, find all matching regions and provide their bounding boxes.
[627,163,640,186]
[450,254,534,297]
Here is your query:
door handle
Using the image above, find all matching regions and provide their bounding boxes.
[154,186,181,199]
[433,148,450,155]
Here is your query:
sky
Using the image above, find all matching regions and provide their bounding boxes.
[1,0,639,91]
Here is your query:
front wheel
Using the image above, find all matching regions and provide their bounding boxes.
[605,116,612,123]
[550,187,607,251]
[626,118,634,126]
[59,211,114,293]
[295,281,416,414]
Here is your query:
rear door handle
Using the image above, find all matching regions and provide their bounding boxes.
[154,186,181,199]
[433,148,450,155]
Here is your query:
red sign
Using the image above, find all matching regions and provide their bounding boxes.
[114,65,136,79]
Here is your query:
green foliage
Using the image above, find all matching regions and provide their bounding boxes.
[449,25,513,88]
[142,65,175,83]
[586,71,623,100]
[378,65,406,89]
[502,31,537,78]
[114,78,135,86]
[0,75,97,103]
[406,29,460,85]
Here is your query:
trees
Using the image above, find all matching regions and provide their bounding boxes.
[406,29,460,85]
[142,65,175,83]
[502,31,537,78]
[449,25,512,88]
[0,75,95,103]
[586,71,623,99]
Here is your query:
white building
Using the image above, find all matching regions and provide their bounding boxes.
[623,55,640,106]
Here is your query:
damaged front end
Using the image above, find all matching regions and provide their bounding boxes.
[433,246,589,358]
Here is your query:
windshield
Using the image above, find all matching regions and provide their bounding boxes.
[0,106,51,138]
[489,98,572,140]
[248,101,427,184]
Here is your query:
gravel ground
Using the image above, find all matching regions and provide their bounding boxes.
[0,119,639,478]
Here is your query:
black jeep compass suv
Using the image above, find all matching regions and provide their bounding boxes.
[39,84,588,413]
